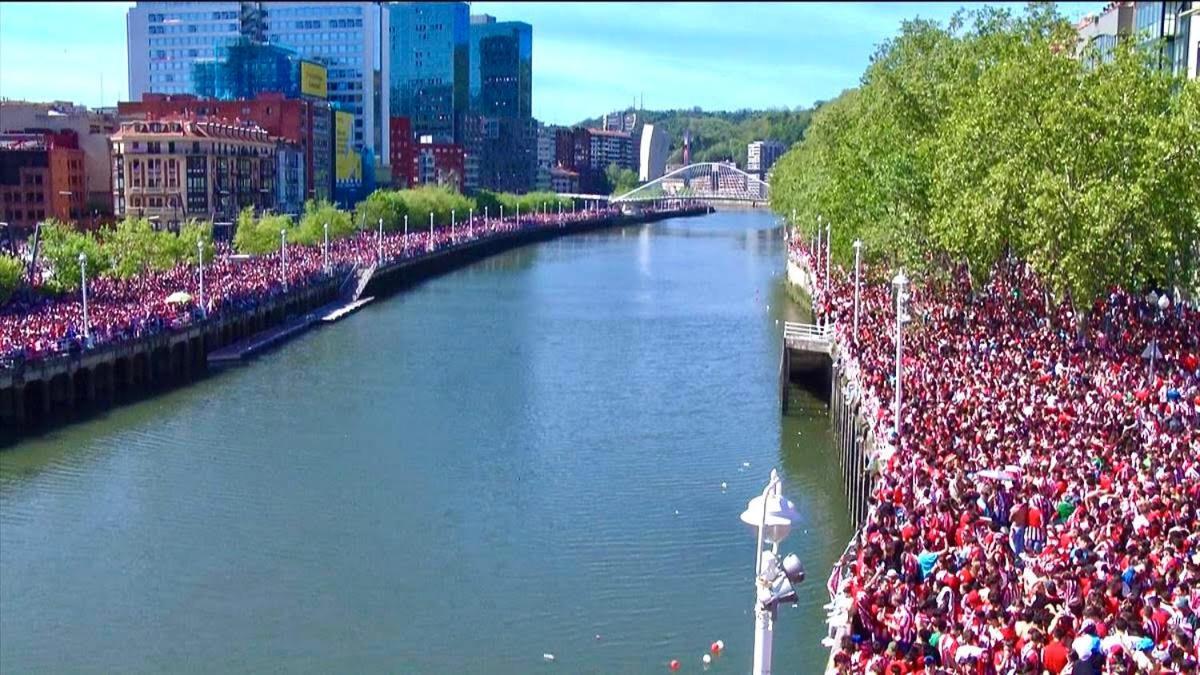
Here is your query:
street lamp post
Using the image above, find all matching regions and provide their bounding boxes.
[892,271,909,442]
[500,205,504,225]
[78,252,89,341]
[378,218,384,263]
[853,240,862,346]
[280,229,288,290]
[451,209,456,244]
[197,238,205,318]
[323,222,329,274]
[740,469,805,675]
[428,211,434,252]
[468,208,473,239]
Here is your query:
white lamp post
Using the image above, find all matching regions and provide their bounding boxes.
[451,209,456,244]
[515,203,519,224]
[739,469,805,675]
[484,206,489,225]
[77,252,89,340]
[815,218,822,269]
[377,217,384,262]
[404,214,409,248]
[323,222,329,274]
[853,240,862,345]
[280,229,288,290]
[469,208,473,239]
[428,211,434,252]
[500,205,504,225]
[892,271,909,442]
[197,238,205,317]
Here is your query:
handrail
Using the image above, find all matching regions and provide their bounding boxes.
[783,321,835,340]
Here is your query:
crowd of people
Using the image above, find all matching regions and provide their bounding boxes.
[791,237,1200,673]
[0,206,635,366]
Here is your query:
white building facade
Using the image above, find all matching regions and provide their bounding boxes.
[126,1,388,162]
[637,123,669,182]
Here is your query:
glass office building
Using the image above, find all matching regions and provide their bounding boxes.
[469,16,532,119]
[127,1,387,159]
[388,2,469,144]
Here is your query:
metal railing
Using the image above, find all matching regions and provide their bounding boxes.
[783,321,835,342]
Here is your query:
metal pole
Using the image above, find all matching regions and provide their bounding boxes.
[280,229,287,290]
[197,238,205,317]
[377,218,383,262]
[500,205,504,225]
[78,254,89,340]
[853,240,861,346]
[469,208,473,239]
[429,211,434,252]
[323,222,329,273]
[752,472,780,675]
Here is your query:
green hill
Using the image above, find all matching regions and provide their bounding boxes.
[573,106,817,168]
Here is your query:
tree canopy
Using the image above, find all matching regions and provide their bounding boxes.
[769,4,1200,304]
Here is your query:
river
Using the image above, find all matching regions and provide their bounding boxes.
[0,210,852,673]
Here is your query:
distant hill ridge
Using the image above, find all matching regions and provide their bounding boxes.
[572,105,821,168]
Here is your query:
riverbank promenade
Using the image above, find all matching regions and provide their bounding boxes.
[1,207,650,367]
[796,240,1200,673]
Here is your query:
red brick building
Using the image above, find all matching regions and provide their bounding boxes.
[118,93,331,202]
[389,116,414,188]
[0,130,86,234]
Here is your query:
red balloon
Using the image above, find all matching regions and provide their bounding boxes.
[669,659,681,671]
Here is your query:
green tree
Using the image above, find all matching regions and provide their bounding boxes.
[233,207,296,255]
[39,220,110,292]
[297,199,354,245]
[354,190,408,233]
[102,216,178,278]
[0,255,23,306]
[606,163,639,196]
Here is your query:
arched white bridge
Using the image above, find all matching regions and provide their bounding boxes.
[558,162,771,205]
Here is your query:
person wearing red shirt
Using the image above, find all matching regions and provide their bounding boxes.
[1042,626,1070,674]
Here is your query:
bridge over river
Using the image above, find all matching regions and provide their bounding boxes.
[0,210,850,674]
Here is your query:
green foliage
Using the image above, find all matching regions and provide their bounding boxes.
[392,186,475,226]
[233,207,296,255]
[297,200,354,245]
[0,255,23,306]
[770,5,1200,305]
[39,220,110,292]
[576,108,813,167]
[102,217,180,278]
[354,190,409,233]
[176,219,215,265]
[496,191,571,217]
[606,163,639,196]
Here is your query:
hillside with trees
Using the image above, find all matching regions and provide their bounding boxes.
[575,107,815,168]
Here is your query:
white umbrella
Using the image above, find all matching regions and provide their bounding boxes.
[165,291,192,304]
[975,468,1019,482]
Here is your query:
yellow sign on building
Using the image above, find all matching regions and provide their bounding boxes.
[299,61,327,99]
[334,110,361,184]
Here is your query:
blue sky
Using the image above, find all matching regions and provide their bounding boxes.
[0,2,1104,125]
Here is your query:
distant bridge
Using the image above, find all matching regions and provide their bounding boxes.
[558,162,771,207]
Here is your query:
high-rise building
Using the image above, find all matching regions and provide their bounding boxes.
[388,1,469,145]
[0,131,87,234]
[638,123,669,182]
[468,15,532,119]
[0,100,119,216]
[747,140,786,177]
[126,2,388,162]
[464,13,534,193]
[589,129,635,173]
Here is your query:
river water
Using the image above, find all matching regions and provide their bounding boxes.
[0,210,851,674]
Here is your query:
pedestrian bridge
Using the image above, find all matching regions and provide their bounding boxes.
[557,162,771,206]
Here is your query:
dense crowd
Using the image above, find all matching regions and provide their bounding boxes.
[794,238,1200,673]
[0,207,631,365]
